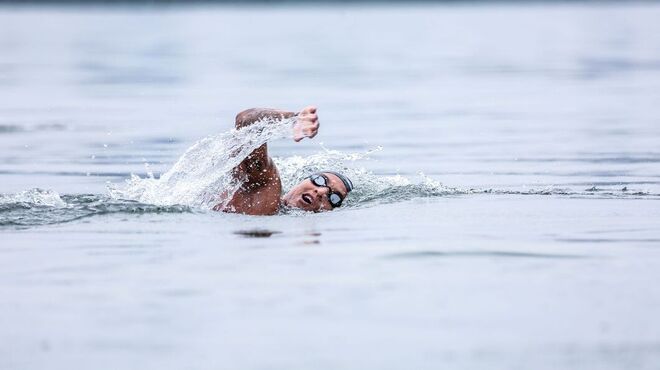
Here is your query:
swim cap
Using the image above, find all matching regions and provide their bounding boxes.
[320,171,354,192]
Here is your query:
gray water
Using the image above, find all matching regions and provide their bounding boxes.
[2,3,660,370]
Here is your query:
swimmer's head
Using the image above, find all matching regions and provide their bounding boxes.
[282,171,353,212]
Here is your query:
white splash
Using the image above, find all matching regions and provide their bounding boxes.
[109,117,295,209]
[108,117,462,210]
[0,188,67,207]
[274,147,463,207]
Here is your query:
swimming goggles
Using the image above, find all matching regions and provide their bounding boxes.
[309,174,345,208]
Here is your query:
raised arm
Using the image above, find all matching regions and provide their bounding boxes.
[235,108,296,130]
[232,106,320,188]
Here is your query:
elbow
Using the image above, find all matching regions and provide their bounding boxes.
[235,108,259,129]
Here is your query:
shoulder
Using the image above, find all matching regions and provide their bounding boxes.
[223,167,282,215]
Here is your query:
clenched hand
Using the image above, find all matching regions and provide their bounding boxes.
[293,106,320,142]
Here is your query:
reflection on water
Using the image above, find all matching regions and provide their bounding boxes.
[234,229,282,238]
[383,250,590,260]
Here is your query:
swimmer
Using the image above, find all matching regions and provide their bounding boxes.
[214,106,353,215]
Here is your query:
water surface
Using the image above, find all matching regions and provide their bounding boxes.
[1,3,660,370]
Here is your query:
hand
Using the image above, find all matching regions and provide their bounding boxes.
[293,106,320,142]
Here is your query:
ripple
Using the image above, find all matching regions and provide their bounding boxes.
[383,250,589,260]
[0,189,192,228]
[0,124,22,133]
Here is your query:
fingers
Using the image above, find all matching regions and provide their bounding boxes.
[302,105,317,114]
[303,125,318,136]
[292,106,320,142]
[299,113,319,131]
[300,112,317,122]
[294,123,318,141]
[304,120,319,135]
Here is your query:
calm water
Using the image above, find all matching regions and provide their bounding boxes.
[2,3,660,369]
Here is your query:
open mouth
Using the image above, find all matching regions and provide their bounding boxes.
[302,193,313,205]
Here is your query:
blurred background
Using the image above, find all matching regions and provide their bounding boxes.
[2,0,659,195]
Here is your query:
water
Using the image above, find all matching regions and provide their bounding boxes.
[2,3,660,369]
[108,117,298,209]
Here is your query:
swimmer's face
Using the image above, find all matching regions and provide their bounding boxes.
[282,172,349,212]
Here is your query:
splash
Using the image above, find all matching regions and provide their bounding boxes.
[3,118,658,228]
[2,182,658,227]
[0,188,67,208]
[274,147,464,208]
[0,190,190,227]
[109,115,462,210]
[3,114,651,228]
[109,117,295,209]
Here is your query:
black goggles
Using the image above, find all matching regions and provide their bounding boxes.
[309,174,345,208]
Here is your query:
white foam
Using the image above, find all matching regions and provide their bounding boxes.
[108,119,460,210]
[0,188,67,208]
[108,117,294,209]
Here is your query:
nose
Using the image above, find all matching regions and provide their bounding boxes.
[313,186,329,200]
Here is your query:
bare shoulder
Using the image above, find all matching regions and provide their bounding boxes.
[221,163,282,215]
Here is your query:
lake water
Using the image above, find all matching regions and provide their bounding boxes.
[1,3,660,369]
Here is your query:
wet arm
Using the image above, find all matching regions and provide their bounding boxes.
[233,108,296,187]
[235,108,296,130]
